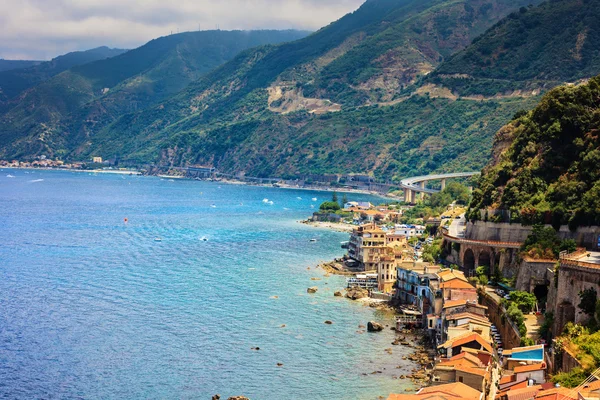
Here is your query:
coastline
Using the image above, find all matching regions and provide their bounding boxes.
[298,219,355,233]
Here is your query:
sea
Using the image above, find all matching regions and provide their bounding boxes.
[0,169,417,400]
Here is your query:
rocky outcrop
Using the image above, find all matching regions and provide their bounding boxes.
[334,290,343,297]
[367,321,384,332]
[307,287,318,293]
[345,287,368,300]
[227,397,250,400]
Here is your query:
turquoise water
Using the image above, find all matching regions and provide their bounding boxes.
[0,169,416,399]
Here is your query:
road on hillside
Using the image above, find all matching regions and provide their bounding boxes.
[448,213,466,238]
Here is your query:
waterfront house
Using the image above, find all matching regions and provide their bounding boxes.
[444,312,491,341]
[437,332,494,357]
[432,352,491,391]
[387,382,483,400]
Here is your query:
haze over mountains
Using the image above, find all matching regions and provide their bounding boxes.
[2,0,600,183]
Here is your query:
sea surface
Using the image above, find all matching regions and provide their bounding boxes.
[0,169,417,400]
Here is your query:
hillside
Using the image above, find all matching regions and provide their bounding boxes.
[427,0,600,97]
[0,59,42,73]
[466,76,600,229]
[33,0,540,176]
[0,47,127,101]
[0,30,310,159]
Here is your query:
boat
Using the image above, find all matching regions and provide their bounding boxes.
[6,174,15,178]
[340,241,350,249]
[311,197,317,201]
[200,236,208,241]
[309,238,317,242]
[154,238,162,242]
[210,204,217,208]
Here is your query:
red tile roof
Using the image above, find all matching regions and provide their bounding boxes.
[514,363,546,373]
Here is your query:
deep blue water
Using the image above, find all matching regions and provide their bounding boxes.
[0,169,415,400]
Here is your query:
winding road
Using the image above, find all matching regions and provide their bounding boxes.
[400,172,479,203]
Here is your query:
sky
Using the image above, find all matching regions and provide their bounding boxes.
[0,0,365,60]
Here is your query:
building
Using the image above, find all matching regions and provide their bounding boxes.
[433,352,491,392]
[437,332,494,358]
[92,156,103,163]
[501,344,545,370]
[387,382,483,400]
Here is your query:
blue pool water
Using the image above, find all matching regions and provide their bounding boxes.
[0,169,416,400]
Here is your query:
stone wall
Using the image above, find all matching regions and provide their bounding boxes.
[514,259,555,292]
[552,261,600,334]
[466,222,600,250]
[481,292,521,350]
[562,348,582,372]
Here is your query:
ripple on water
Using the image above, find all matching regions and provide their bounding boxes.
[0,170,417,400]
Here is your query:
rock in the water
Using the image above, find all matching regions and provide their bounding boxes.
[280,324,286,328]
[324,320,333,324]
[367,321,384,332]
[227,397,250,400]
[310,277,321,281]
[307,287,318,294]
[345,287,368,300]
[251,347,260,350]
[277,363,283,367]
[212,395,220,400]
[334,290,343,297]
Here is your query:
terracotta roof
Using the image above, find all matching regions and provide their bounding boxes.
[514,363,546,373]
[446,312,490,323]
[388,383,482,400]
[455,365,489,377]
[437,352,483,368]
[441,279,476,290]
[438,332,494,354]
[580,380,600,391]
[499,375,516,385]
[444,300,468,309]
[535,388,578,400]
[438,270,468,282]
[504,385,542,400]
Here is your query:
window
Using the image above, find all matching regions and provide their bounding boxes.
[458,376,463,383]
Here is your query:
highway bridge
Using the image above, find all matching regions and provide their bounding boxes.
[400,172,480,203]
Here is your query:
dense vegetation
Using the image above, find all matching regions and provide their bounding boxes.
[467,76,600,229]
[0,47,127,102]
[429,0,600,96]
[0,59,41,73]
[0,0,542,179]
[521,225,577,258]
[0,30,310,159]
[401,181,471,223]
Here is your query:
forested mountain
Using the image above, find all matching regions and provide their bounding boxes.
[428,0,600,97]
[467,76,600,229]
[0,30,310,159]
[0,47,127,102]
[7,0,536,176]
[5,0,600,184]
[0,60,42,73]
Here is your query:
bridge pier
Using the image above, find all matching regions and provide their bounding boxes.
[404,189,412,203]
[419,182,425,201]
[441,179,446,190]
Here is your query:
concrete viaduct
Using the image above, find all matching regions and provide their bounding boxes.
[400,172,479,203]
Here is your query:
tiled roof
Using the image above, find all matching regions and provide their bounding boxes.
[514,363,546,373]
[499,375,516,385]
[504,385,542,400]
[446,312,490,324]
[438,332,494,354]
[443,300,468,309]
[388,383,482,400]
[455,365,489,377]
[441,279,476,289]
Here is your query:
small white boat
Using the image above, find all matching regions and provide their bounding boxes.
[311,197,317,201]
[297,197,302,200]
[262,198,269,203]
[200,236,208,242]
[6,174,15,178]
[268,201,274,205]
[154,238,162,242]
[210,204,217,208]
[309,238,317,242]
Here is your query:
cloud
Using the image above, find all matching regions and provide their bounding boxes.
[0,0,364,60]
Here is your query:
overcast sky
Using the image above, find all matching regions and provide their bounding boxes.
[0,0,365,60]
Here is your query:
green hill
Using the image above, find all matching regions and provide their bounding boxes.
[37,0,539,175]
[0,59,42,73]
[427,0,600,97]
[466,76,600,228]
[0,47,127,102]
[0,30,310,158]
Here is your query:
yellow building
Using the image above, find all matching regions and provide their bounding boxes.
[92,156,103,163]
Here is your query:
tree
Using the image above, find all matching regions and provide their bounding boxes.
[319,201,340,211]
[578,287,597,316]
[341,193,348,207]
[332,191,338,203]
[509,291,537,313]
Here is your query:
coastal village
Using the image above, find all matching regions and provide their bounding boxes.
[307,180,600,400]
